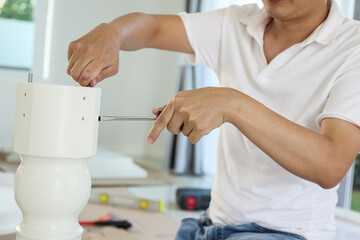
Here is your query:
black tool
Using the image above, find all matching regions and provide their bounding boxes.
[79,220,132,229]
[176,188,211,211]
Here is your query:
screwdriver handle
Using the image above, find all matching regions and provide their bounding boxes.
[95,220,132,229]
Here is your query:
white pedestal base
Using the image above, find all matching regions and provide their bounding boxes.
[13,82,101,240]
[16,234,81,240]
[14,156,90,240]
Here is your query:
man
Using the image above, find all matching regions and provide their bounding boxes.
[67,0,360,239]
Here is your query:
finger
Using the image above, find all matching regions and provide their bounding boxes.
[152,105,167,115]
[67,54,80,77]
[181,121,192,137]
[79,58,119,86]
[67,41,75,61]
[167,112,184,135]
[188,131,203,144]
[94,59,119,84]
[70,57,95,82]
[147,104,175,144]
[88,79,97,87]
[77,60,103,86]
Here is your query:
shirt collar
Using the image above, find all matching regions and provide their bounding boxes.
[239,0,345,46]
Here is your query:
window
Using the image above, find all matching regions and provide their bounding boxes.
[0,0,36,69]
[351,155,360,212]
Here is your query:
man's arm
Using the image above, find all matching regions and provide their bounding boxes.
[226,89,360,189]
[147,87,360,189]
[67,13,193,86]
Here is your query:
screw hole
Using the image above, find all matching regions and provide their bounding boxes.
[23,113,25,117]
[24,93,27,96]
[82,117,85,121]
[83,96,86,100]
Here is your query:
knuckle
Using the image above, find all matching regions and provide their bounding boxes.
[171,96,178,106]
[107,64,119,77]
[68,41,76,50]
[75,42,92,55]
[81,69,92,80]
[188,137,196,144]
[194,123,207,134]
[203,129,211,136]
[79,80,88,87]
[172,92,185,104]
[112,63,119,74]
[167,125,180,135]
[73,42,83,52]
[188,117,198,126]
[178,107,189,117]
[177,90,187,97]
[70,69,78,79]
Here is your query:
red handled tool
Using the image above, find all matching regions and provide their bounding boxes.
[79,220,132,229]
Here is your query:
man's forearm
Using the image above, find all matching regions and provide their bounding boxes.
[108,13,159,51]
[226,89,360,189]
[109,13,193,53]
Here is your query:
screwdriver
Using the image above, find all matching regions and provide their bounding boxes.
[98,111,162,122]
[86,83,162,122]
[85,85,163,122]
[79,220,132,229]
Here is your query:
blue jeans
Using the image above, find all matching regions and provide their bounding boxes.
[175,213,306,240]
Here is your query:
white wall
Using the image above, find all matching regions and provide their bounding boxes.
[44,0,186,159]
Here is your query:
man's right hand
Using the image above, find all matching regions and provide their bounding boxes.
[67,13,193,87]
[67,23,120,86]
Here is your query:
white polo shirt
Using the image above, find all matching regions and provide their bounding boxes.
[179,1,360,240]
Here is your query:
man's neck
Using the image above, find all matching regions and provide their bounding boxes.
[263,1,329,63]
[268,2,329,45]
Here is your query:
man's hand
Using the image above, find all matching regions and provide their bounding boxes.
[67,23,120,87]
[67,13,193,86]
[147,87,237,144]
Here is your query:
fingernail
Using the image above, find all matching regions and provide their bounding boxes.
[147,137,154,144]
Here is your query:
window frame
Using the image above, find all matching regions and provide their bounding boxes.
[0,0,51,78]
[0,0,51,154]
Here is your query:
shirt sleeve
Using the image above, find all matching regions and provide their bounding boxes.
[178,8,226,72]
[317,51,360,128]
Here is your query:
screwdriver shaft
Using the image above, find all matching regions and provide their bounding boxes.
[99,116,156,122]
